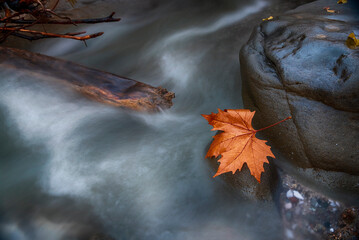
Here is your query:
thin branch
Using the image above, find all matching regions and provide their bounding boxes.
[51,0,61,11]
[0,12,24,22]
[0,12,121,25]
[0,2,120,43]
[10,30,87,41]
[10,32,44,40]
[1,27,104,40]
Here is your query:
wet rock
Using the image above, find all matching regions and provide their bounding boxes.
[240,0,359,192]
[328,207,359,240]
[207,156,278,201]
[277,171,354,240]
[0,47,174,112]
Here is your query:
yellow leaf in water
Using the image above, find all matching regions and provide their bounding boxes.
[337,0,347,4]
[262,16,274,21]
[323,7,337,13]
[346,32,359,49]
[66,0,77,7]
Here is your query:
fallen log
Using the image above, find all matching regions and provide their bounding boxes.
[0,46,174,112]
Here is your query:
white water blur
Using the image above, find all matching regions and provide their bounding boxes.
[158,0,267,44]
[0,70,280,240]
[0,1,284,239]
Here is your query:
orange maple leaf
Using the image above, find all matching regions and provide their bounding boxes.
[202,109,291,182]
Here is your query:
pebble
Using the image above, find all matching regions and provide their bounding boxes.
[293,191,304,200]
[290,197,299,204]
[311,199,319,208]
[315,34,327,39]
[329,200,336,207]
[286,190,294,198]
[287,190,304,200]
[318,199,329,208]
[285,229,294,239]
[285,202,293,209]
[324,24,340,32]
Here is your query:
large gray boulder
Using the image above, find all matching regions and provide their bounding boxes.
[240,0,359,193]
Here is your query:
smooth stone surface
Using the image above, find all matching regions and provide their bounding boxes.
[207,143,279,201]
[0,47,174,112]
[240,0,359,191]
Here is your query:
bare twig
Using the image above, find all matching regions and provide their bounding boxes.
[0,12,120,25]
[51,0,61,11]
[1,27,103,40]
[10,30,87,40]
[0,0,120,43]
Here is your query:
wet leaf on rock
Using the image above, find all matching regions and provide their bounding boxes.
[66,0,77,7]
[262,16,274,21]
[323,7,337,13]
[346,32,359,49]
[202,109,291,182]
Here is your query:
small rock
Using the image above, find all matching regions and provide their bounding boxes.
[285,229,294,239]
[315,34,327,39]
[289,197,299,205]
[293,191,304,200]
[329,200,336,207]
[311,198,319,208]
[324,24,340,32]
[324,221,331,229]
[318,199,329,209]
[286,190,294,198]
[278,171,348,240]
[313,224,326,233]
[285,202,293,209]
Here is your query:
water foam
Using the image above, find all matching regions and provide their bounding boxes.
[1,1,283,239]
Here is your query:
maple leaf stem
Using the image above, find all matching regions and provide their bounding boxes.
[254,116,292,132]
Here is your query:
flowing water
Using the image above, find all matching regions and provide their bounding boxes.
[0,1,311,239]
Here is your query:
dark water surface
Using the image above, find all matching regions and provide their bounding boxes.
[0,1,312,239]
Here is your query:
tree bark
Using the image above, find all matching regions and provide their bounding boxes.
[0,46,174,112]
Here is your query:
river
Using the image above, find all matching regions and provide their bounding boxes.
[0,1,312,239]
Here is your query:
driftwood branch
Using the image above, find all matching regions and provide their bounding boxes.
[10,31,88,40]
[0,46,175,112]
